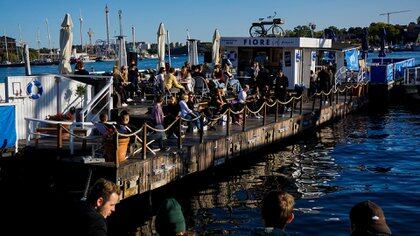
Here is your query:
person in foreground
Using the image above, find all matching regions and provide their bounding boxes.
[155,198,195,236]
[75,178,121,236]
[350,200,392,236]
[251,191,295,236]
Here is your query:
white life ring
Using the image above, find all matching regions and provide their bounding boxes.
[26,80,43,99]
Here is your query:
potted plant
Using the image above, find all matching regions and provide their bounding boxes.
[75,84,87,98]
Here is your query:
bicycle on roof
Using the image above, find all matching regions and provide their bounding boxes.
[249,11,285,38]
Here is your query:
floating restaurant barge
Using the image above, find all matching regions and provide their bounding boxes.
[0,36,375,201]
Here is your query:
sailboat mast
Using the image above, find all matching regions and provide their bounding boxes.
[105,5,110,56]
[4,30,9,62]
[45,18,52,54]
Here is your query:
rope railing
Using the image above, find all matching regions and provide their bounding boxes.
[25,81,369,162]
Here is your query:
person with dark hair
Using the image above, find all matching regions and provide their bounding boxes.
[350,200,392,236]
[74,60,89,75]
[252,191,295,236]
[74,178,120,236]
[94,113,114,136]
[164,96,180,139]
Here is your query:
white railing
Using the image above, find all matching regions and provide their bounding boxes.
[404,67,420,85]
[78,75,113,124]
[25,117,98,155]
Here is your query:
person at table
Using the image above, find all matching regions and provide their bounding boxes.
[191,65,205,78]
[74,60,89,75]
[180,66,194,92]
[163,96,180,139]
[179,94,201,133]
[212,64,224,84]
[164,67,185,92]
[210,88,229,115]
[155,67,166,94]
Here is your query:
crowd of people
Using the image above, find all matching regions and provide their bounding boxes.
[75,179,392,236]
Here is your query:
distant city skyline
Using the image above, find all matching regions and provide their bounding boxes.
[0,0,419,49]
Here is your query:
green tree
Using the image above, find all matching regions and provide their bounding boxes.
[292,25,312,37]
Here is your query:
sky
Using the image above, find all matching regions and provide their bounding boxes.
[0,0,419,49]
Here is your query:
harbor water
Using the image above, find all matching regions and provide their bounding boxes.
[130,105,419,235]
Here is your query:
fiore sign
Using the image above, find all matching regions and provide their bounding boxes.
[221,37,299,47]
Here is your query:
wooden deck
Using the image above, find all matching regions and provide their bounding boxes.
[24,87,368,200]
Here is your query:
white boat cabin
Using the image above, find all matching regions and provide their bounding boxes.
[220,37,332,89]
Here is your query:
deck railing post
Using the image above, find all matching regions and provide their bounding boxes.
[290,99,294,118]
[299,97,303,115]
[57,123,63,149]
[275,102,279,122]
[142,125,147,160]
[242,106,247,132]
[226,109,231,136]
[115,132,119,167]
[319,94,323,111]
[178,118,182,149]
[263,103,267,125]
[329,90,333,105]
[350,87,353,102]
[336,89,339,102]
[344,88,347,103]
[199,114,204,144]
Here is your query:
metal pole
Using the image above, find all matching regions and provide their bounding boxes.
[275,102,279,122]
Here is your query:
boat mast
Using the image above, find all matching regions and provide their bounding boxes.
[79,9,84,52]
[167,30,171,66]
[4,29,9,62]
[45,18,52,55]
[18,24,24,62]
[131,26,135,52]
[36,28,41,59]
[105,4,110,57]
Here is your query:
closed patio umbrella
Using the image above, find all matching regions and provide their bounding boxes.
[188,39,198,66]
[157,23,166,69]
[59,13,73,74]
[378,27,386,58]
[361,28,369,59]
[212,29,221,65]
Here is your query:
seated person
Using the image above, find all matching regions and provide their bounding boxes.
[163,96,180,138]
[74,60,90,75]
[179,94,201,133]
[164,67,185,92]
[94,113,114,136]
[210,88,229,115]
